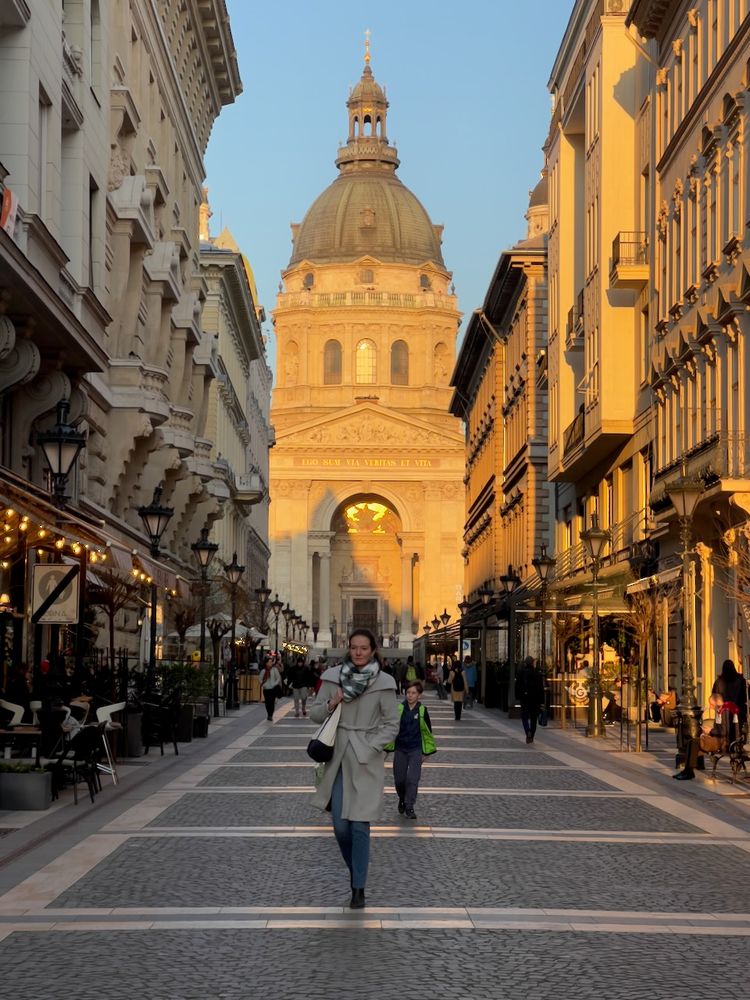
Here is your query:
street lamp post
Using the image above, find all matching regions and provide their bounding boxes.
[137,485,174,688]
[457,596,470,669]
[224,552,245,711]
[37,398,87,507]
[666,464,703,757]
[499,568,521,710]
[580,514,610,738]
[269,593,283,655]
[191,527,219,668]
[478,586,494,705]
[532,543,556,721]
[254,578,272,667]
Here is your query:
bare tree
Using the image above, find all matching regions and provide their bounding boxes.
[618,578,680,750]
[713,525,750,621]
[87,565,141,696]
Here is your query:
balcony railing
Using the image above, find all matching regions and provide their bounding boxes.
[563,405,585,459]
[611,232,648,267]
[277,290,449,310]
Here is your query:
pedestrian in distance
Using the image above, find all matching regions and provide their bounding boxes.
[309,628,400,910]
[712,659,748,727]
[447,661,467,720]
[290,657,314,718]
[463,655,478,708]
[385,680,436,820]
[516,656,545,743]
[260,656,282,721]
[435,659,447,700]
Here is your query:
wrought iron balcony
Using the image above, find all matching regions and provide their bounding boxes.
[563,405,585,461]
[610,232,648,288]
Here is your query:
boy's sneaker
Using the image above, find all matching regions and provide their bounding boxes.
[405,807,417,820]
[397,799,406,814]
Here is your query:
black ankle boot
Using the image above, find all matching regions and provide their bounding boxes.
[350,888,366,909]
[673,769,695,780]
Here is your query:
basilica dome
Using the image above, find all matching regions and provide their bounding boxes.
[288,61,445,269]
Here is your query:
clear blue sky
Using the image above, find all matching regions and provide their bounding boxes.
[205,1,574,370]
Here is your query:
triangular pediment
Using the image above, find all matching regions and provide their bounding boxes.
[275,402,463,449]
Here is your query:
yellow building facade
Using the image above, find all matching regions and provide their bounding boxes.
[269,56,464,650]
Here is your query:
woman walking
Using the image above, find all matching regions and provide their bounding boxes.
[309,628,400,910]
[447,661,467,720]
[260,656,282,721]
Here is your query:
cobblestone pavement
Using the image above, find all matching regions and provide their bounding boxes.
[2,694,750,999]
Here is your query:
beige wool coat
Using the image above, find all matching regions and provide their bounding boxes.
[309,664,400,822]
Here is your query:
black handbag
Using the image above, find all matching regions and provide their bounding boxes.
[538,707,549,727]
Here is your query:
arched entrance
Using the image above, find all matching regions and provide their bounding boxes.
[327,495,402,643]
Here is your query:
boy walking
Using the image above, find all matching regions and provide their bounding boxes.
[385,680,436,820]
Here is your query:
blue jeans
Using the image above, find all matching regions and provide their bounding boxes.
[330,767,370,889]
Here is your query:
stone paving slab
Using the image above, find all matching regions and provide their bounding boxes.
[1,927,748,999]
[198,763,611,790]
[144,790,700,834]
[229,747,523,764]
[48,834,750,913]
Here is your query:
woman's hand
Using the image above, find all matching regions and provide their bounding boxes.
[327,689,344,712]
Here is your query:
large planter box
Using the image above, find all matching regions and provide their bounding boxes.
[0,770,53,810]
[176,704,194,743]
[125,712,143,757]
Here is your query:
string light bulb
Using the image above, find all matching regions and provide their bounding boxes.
[55,538,65,550]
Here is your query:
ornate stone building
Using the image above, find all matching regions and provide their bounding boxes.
[0,2,245,672]
[199,204,272,590]
[269,54,464,649]
[544,1,655,624]
[626,0,750,692]
[451,179,551,673]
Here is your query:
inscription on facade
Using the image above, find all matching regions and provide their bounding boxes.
[296,456,439,469]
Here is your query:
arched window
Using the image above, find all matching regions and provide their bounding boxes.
[390,340,409,385]
[419,273,432,290]
[355,339,376,383]
[303,272,314,289]
[324,339,342,385]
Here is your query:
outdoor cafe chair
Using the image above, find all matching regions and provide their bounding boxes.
[95,701,126,785]
[47,725,102,804]
[0,699,24,727]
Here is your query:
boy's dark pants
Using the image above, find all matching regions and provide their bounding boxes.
[393,748,423,809]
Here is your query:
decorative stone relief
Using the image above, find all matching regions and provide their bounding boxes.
[657,200,669,240]
[294,413,446,446]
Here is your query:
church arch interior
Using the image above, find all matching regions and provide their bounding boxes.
[315,495,405,641]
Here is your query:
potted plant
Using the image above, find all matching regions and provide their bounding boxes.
[0,761,53,810]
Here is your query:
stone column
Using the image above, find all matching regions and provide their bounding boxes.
[318,553,332,647]
[399,552,415,645]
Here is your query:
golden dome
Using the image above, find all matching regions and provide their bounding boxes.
[290,173,445,267]
[288,59,445,269]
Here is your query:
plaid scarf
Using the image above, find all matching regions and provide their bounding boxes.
[339,658,380,700]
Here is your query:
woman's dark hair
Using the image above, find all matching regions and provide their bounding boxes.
[347,628,383,667]
[721,659,739,679]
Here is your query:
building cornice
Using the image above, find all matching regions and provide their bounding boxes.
[626,0,680,41]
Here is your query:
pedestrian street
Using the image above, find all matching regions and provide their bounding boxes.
[2,696,750,999]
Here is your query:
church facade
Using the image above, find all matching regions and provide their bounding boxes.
[269,53,464,650]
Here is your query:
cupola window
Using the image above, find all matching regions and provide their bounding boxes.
[360,268,374,284]
[355,339,376,383]
[303,272,314,289]
[390,340,409,385]
[419,274,432,290]
[324,339,342,384]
